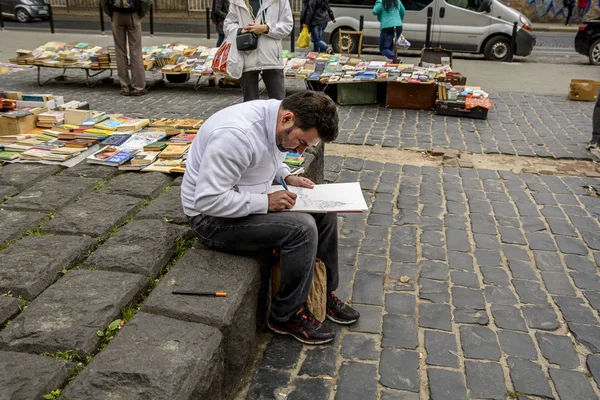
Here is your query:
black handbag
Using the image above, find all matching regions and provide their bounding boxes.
[237,31,259,51]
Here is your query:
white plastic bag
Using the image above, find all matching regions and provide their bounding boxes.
[396,35,411,50]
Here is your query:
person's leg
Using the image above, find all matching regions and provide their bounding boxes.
[589,89,600,148]
[379,30,394,59]
[126,13,145,93]
[260,69,286,100]
[566,5,573,25]
[239,70,260,101]
[310,213,339,293]
[314,23,330,52]
[111,12,131,93]
[310,25,320,52]
[216,32,225,47]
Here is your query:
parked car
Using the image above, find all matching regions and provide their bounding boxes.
[0,0,50,22]
[324,0,536,61]
[575,18,600,65]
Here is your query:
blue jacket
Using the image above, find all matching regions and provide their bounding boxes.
[373,0,405,30]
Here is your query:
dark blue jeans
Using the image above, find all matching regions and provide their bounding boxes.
[189,211,340,322]
[311,23,330,53]
[380,26,402,60]
[216,33,225,47]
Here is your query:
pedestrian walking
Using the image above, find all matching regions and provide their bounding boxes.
[212,0,230,47]
[101,0,152,96]
[576,0,589,22]
[586,89,600,151]
[373,0,405,60]
[300,0,336,53]
[564,0,575,25]
[224,0,293,102]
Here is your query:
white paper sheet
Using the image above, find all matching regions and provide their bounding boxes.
[268,182,367,213]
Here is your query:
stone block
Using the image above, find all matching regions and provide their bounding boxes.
[61,313,224,400]
[382,314,418,349]
[248,368,291,400]
[299,347,337,377]
[100,172,173,199]
[465,360,506,400]
[0,296,23,326]
[0,235,96,300]
[0,185,18,201]
[536,332,579,369]
[428,368,467,400]
[142,249,260,387]
[341,334,379,360]
[379,349,419,392]
[60,163,120,179]
[460,326,501,361]
[0,351,75,400]
[0,270,147,356]
[83,219,191,277]
[0,163,63,190]
[0,209,46,246]
[44,193,143,238]
[136,185,189,225]
[2,176,98,212]
[261,336,303,370]
[508,357,554,399]
[302,142,325,184]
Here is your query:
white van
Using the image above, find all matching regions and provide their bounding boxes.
[324,0,536,61]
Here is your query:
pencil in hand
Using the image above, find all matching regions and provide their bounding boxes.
[172,291,227,297]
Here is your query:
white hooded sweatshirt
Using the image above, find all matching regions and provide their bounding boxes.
[181,100,291,218]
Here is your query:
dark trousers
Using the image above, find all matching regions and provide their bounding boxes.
[216,33,225,47]
[189,212,340,322]
[593,89,600,143]
[379,26,402,60]
[239,69,285,102]
[311,23,329,52]
[565,4,574,25]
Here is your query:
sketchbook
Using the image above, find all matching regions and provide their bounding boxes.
[268,182,368,213]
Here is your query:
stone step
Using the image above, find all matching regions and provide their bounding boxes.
[0,270,147,357]
[98,171,173,199]
[59,163,120,180]
[83,219,191,277]
[0,209,46,247]
[136,185,188,225]
[141,249,261,392]
[0,351,75,400]
[0,235,96,300]
[0,164,63,191]
[61,312,224,400]
[0,296,24,326]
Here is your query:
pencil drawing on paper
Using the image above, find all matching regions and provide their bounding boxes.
[293,187,349,211]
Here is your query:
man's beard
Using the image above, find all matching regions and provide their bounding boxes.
[276,126,294,153]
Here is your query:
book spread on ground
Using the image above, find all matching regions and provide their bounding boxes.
[268,182,367,213]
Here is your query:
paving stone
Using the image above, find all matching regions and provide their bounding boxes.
[588,354,600,388]
[0,296,23,326]
[555,235,589,255]
[536,332,580,369]
[289,378,331,400]
[484,286,519,306]
[389,262,418,282]
[498,226,527,245]
[419,304,452,331]
[0,235,96,300]
[421,245,446,261]
[522,305,560,331]
[454,308,489,325]
[421,231,444,247]
[380,389,420,400]
[460,326,501,361]
[480,266,510,287]
[546,218,578,237]
[533,251,564,272]
[474,233,500,250]
[0,209,46,246]
[419,261,449,281]
[447,251,474,271]
[570,272,600,291]
[60,163,120,179]
[142,249,260,382]
[424,330,459,367]
[261,336,303,370]
[513,280,549,305]
[450,271,480,288]
[508,357,554,399]
[352,270,384,306]
[341,334,379,360]
[83,219,190,277]
[474,249,502,267]
[563,255,597,273]
[136,185,188,224]
[445,215,467,229]
[355,254,387,273]
[390,245,417,263]
[568,323,600,353]
[451,287,485,309]
[2,175,98,212]
[100,171,173,199]
[0,163,63,190]
[446,228,471,252]
[339,245,359,265]
[0,185,17,201]
[502,244,530,261]
[0,351,75,400]
[497,330,538,360]
[419,279,449,303]
[428,368,467,400]
[549,369,597,400]
[383,314,418,349]
[526,232,557,251]
[248,368,291,400]
[554,295,599,325]
[349,305,382,334]
[522,217,547,233]
[360,238,389,254]
[540,272,576,296]
[465,360,506,400]
[299,346,337,377]
[61,313,224,400]
[508,259,539,280]
[379,349,419,392]
[585,291,600,313]
[471,214,497,235]
[337,362,378,399]
[468,199,492,214]
[0,270,146,356]
[491,305,527,331]
[385,292,416,315]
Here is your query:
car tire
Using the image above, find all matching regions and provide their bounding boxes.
[15,8,31,23]
[589,39,600,65]
[483,36,510,61]
[331,29,359,54]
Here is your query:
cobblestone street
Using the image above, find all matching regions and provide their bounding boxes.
[1,51,600,399]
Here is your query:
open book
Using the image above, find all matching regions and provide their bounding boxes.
[268,182,368,213]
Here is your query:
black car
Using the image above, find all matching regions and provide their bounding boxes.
[575,17,600,65]
[0,0,50,22]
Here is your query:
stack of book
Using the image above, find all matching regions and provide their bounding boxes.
[36,111,64,128]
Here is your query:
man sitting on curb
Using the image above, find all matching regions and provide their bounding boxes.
[181,90,360,344]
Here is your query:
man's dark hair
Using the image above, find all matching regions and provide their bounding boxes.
[281,90,339,142]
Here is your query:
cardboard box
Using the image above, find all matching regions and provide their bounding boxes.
[569,79,600,102]
[0,114,37,136]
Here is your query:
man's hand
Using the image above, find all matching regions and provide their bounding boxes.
[244,24,269,34]
[302,23,308,28]
[268,190,297,211]
[285,175,315,189]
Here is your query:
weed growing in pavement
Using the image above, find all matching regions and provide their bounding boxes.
[93,180,108,191]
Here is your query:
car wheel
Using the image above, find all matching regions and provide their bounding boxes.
[589,39,600,65]
[15,8,31,23]
[331,29,359,54]
[483,36,510,61]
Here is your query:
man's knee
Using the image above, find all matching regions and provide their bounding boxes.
[287,214,319,245]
